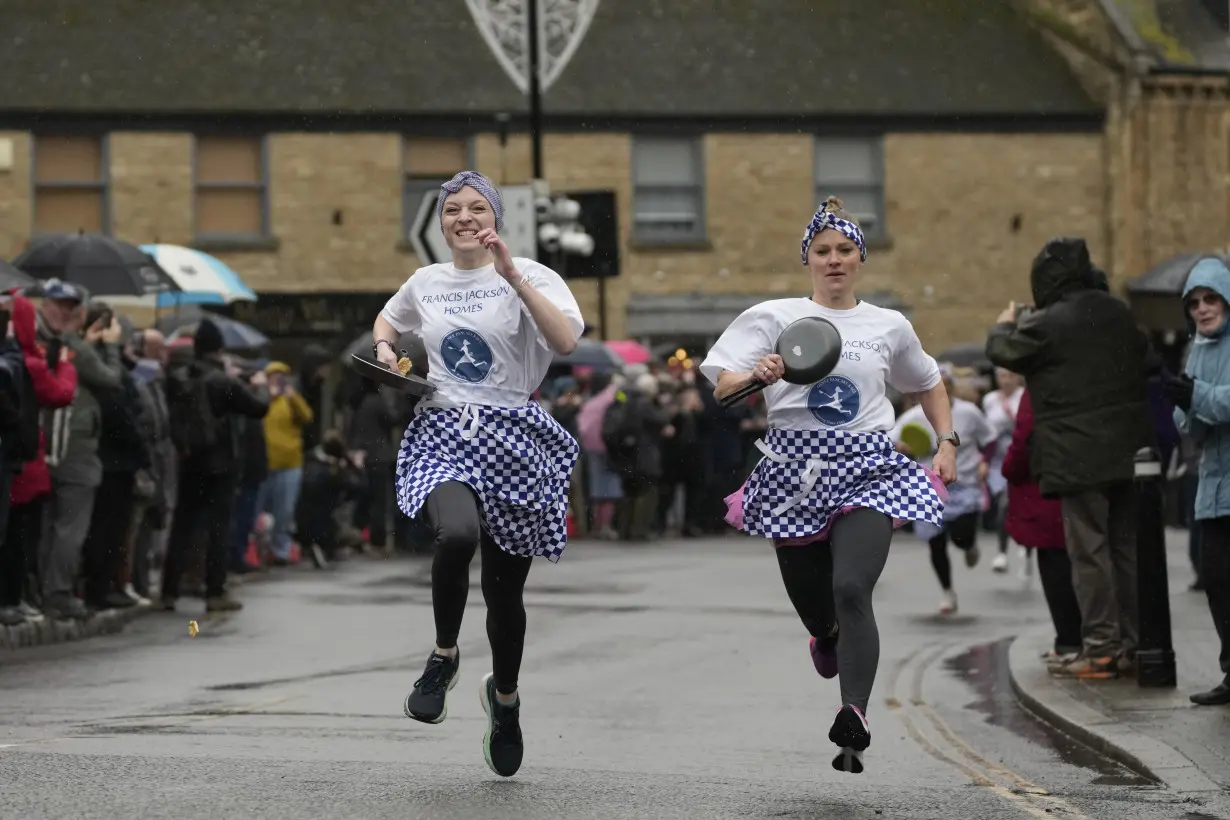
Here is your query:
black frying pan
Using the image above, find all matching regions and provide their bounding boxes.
[349,353,435,397]
[719,316,843,408]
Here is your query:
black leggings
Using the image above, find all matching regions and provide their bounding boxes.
[425,481,533,695]
[928,512,979,591]
[775,508,893,714]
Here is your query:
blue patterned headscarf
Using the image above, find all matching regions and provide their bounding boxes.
[800,199,867,265]
[437,171,504,232]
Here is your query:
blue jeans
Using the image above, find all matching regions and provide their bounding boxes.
[261,468,302,559]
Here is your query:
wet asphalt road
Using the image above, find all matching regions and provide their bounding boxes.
[1,535,1227,820]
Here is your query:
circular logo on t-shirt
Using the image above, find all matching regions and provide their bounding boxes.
[440,328,493,383]
[808,375,861,426]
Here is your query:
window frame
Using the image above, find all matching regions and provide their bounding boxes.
[813,135,886,239]
[30,134,111,237]
[631,135,707,245]
[191,134,271,241]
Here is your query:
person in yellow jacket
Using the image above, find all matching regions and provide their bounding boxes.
[260,362,314,563]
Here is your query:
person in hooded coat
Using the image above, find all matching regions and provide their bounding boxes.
[986,237,1154,680]
[1166,257,1230,705]
[0,293,63,625]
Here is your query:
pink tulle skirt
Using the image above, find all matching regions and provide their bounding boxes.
[725,467,949,547]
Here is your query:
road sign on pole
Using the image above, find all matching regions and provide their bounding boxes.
[409,193,451,266]
[409,185,538,265]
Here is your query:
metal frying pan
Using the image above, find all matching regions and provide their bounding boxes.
[349,353,435,397]
[718,316,843,408]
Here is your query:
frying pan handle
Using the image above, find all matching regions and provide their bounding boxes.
[719,376,767,408]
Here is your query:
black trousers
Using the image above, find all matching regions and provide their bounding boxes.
[1035,548,1083,653]
[1199,517,1230,680]
[81,471,136,605]
[2,497,41,606]
[161,469,235,600]
[353,460,392,547]
[928,512,979,591]
[425,481,533,695]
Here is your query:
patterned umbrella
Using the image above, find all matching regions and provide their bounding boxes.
[140,244,258,307]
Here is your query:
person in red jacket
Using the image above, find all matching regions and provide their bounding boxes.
[1002,388,1082,661]
[1,293,78,624]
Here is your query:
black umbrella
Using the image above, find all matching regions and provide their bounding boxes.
[163,314,270,351]
[1126,253,1227,296]
[553,337,624,369]
[13,233,178,297]
[0,259,35,291]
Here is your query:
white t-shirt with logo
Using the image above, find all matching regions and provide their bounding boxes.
[380,258,584,408]
[891,399,998,486]
[699,298,941,432]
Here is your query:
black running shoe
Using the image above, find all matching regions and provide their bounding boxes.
[479,672,524,777]
[403,650,460,724]
[828,704,871,774]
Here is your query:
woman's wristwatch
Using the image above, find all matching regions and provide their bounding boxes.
[373,338,396,357]
[937,431,961,448]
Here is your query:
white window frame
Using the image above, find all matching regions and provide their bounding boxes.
[632,136,706,244]
[814,136,885,238]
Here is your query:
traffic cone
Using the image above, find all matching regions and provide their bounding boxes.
[244,538,260,567]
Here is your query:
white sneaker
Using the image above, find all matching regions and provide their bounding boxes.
[17,601,44,622]
[939,591,958,615]
[991,553,1009,573]
[123,584,151,607]
[964,544,981,569]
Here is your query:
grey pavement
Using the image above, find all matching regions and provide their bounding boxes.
[1009,528,1230,799]
[0,531,1225,819]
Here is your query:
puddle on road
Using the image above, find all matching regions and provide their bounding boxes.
[945,638,1154,787]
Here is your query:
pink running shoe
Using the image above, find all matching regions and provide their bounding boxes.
[809,635,839,679]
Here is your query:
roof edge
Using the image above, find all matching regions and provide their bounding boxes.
[1095,0,1150,54]
[0,110,1106,135]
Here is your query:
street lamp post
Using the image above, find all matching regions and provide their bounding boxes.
[527,0,544,179]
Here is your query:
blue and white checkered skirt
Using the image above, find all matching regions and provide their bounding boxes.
[395,402,580,563]
[737,427,945,541]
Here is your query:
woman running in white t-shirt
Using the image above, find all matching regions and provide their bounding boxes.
[892,370,998,614]
[372,171,585,778]
[701,196,957,775]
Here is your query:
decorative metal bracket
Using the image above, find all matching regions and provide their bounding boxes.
[465,0,601,94]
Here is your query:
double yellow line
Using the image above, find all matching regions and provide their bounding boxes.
[884,641,1094,820]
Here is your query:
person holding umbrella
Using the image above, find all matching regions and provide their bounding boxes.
[372,171,583,778]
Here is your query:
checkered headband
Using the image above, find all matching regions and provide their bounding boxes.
[437,171,504,232]
[800,201,867,265]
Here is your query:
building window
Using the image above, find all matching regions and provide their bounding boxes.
[632,137,705,244]
[814,137,885,237]
[194,136,268,238]
[33,135,109,235]
[403,137,470,236]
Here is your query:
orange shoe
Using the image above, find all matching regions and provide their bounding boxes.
[1049,655,1118,679]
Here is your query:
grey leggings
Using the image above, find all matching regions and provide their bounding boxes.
[775,508,893,714]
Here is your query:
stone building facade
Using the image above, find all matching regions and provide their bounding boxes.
[0,0,1147,352]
